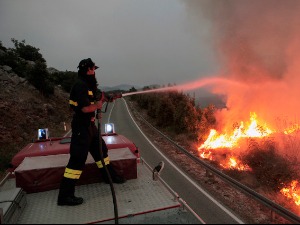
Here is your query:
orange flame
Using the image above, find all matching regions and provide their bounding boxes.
[200,150,213,160]
[197,112,273,171]
[284,124,300,135]
[220,156,252,171]
[280,180,300,206]
[198,112,273,151]
[197,111,300,203]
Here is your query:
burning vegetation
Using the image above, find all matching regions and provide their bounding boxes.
[131,89,300,213]
[197,111,300,209]
[181,0,300,214]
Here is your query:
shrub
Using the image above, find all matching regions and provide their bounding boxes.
[242,139,298,191]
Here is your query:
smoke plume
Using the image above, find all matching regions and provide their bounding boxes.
[184,0,300,133]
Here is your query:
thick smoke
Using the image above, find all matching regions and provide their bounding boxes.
[184,0,300,133]
[183,0,300,160]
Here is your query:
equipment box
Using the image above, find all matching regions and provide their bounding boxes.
[15,148,137,193]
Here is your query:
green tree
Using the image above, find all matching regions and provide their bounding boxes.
[0,41,6,51]
[0,48,18,67]
[27,61,54,96]
[131,87,217,142]
[129,86,137,92]
[156,96,175,127]
[50,71,77,92]
[11,38,46,62]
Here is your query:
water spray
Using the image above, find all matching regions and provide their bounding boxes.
[122,77,244,97]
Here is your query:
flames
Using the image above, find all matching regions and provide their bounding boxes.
[199,112,272,151]
[197,112,300,207]
[198,112,272,171]
[219,156,252,171]
[280,180,300,206]
[284,124,300,135]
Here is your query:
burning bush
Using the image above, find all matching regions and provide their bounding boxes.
[242,138,298,191]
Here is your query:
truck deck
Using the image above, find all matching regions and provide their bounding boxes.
[1,154,202,224]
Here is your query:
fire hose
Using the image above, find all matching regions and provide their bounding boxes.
[95,90,122,224]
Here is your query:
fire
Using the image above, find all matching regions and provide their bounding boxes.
[200,150,213,160]
[198,112,273,171]
[199,112,273,151]
[280,180,300,206]
[198,111,300,206]
[220,156,252,171]
[197,111,300,162]
[284,124,300,135]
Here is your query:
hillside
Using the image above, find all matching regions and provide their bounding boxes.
[0,65,72,175]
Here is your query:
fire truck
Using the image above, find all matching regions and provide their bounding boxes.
[0,122,203,224]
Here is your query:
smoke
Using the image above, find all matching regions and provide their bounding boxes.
[184,0,300,133]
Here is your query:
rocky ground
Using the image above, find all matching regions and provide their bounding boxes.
[0,65,72,177]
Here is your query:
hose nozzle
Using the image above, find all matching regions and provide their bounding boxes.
[114,93,122,99]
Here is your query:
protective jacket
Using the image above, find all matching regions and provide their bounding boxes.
[58,77,110,199]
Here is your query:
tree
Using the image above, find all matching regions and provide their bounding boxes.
[50,71,77,92]
[0,41,7,51]
[129,87,137,92]
[155,96,175,127]
[11,38,46,62]
[27,61,54,96]
[131,88,217,142]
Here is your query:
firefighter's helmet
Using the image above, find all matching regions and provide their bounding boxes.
[77,58,99,70]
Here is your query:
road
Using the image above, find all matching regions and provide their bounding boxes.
[101,98,245,224]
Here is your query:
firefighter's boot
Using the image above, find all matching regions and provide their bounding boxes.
[101,164,126,184]
[57,178,83,206]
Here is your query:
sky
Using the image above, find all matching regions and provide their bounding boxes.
[0,0,218,87]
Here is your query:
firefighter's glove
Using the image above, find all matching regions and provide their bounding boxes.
[107,94,114,102]
[96,112,102,119]
[114,93,123,99]
[96,100,103,110]
[110,93,122,102]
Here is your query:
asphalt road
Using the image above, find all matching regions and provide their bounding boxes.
[101,98,245,224]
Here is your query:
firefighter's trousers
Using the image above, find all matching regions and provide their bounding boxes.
[58,122,110,199]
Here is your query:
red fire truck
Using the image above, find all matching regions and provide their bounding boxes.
[0,125,203,224]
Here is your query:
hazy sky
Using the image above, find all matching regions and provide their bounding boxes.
[0,0,218,87]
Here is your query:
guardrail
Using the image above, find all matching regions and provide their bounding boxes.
[138,113,300,224]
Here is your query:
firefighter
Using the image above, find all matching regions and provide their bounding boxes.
[57,58,126,206]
